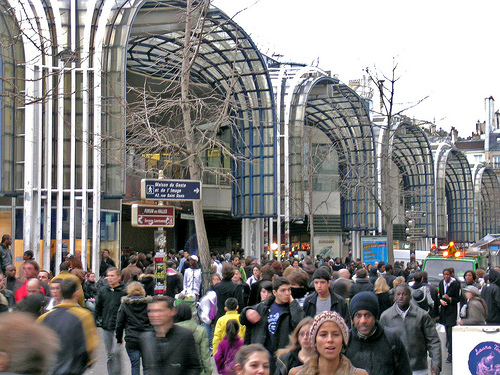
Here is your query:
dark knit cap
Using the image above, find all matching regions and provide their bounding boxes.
[349,291,380,318]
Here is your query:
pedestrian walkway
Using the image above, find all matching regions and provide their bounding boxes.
[86,328,131,375]
[87,327,452,375]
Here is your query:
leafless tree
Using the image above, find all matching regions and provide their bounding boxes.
[364,60,429,264]
[126,0,251,289]
[300,125,340,255]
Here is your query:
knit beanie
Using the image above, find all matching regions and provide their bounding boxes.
[349,291,380,318]
[309,311,349,347]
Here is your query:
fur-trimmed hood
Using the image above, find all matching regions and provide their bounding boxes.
[120,295,153,305]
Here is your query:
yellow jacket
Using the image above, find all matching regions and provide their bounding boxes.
[212,310,246,355]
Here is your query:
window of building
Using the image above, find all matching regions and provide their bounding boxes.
[493,156,500,169]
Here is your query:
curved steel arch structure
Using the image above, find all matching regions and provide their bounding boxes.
[473,165,500,239]
[1,0,276,271]
[125,1,277,217]
[434,144,474,243]
[271,65,377,231]
[381,121,436,237]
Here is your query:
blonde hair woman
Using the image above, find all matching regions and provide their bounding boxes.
[115,282,152,375]
[374,277,392,313]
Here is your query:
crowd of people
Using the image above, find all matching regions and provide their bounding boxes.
[1,241,500,375]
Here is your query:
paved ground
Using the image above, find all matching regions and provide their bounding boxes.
[87,327,453,375]
[86,329,131,375]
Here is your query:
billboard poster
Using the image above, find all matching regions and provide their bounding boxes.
[361,236,387,265]
[314,234,340,259]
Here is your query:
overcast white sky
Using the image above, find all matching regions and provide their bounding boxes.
[213,0,500,136]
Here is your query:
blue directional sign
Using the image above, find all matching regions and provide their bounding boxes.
[141,179,202,201]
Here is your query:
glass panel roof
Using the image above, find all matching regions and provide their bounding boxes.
[391,122,435,235]
[126,2,277,217]
[434,147,474,242]
[282,74,376,230]
[475,167,500,237]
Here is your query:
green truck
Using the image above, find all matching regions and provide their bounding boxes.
[421,254,486,286]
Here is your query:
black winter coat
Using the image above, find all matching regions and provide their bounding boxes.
[345,322,412,375]
[248,279,271,306]
[376,291,392,313]
[165,271,182,298]
[240,296,305,355]
[213,280,241,322]
[438,278,460,327]
[302,290,350,324]
[94,283,126,331]
[383,274,396,289]
[83,280,97,300]
[275,348,302,375]
[141,325,201,375]
[349,279,374,299]
[368,268,378,285]
[482,268,500,324]
[99,258,116,277]
[235,281,251,309]
[140,275,155,296]
[115,295,153,348]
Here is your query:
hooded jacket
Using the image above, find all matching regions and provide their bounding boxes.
[165,268,183,298]
[140,274,155,296]
[481,268,500,324]
[115,295,153,346]
[461,296,487,325]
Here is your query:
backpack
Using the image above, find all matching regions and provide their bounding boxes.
[197,290,217,323]
[413,285,434,312]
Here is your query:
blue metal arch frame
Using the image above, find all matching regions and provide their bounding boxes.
[434,146,474,243]
[126,2,277,217]
[285,74,377,230]
[390,122,436,236]
[474,166,500,238]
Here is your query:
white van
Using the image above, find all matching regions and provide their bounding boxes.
[393,249,430,265]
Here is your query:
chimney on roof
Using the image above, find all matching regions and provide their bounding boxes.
[485,96,494,151]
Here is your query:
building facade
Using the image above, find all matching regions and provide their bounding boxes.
[1,0,499,273]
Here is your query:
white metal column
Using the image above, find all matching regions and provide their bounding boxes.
[92,0,116,277]
[81,0,99,271]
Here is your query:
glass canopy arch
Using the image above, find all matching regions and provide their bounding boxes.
[271,65,377,231]
[126,1,277,217]
[434,144,474,243]
[387,121,436,236]
[473,165,500,239]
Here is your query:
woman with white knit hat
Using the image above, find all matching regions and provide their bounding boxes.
[289,311,368,375]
